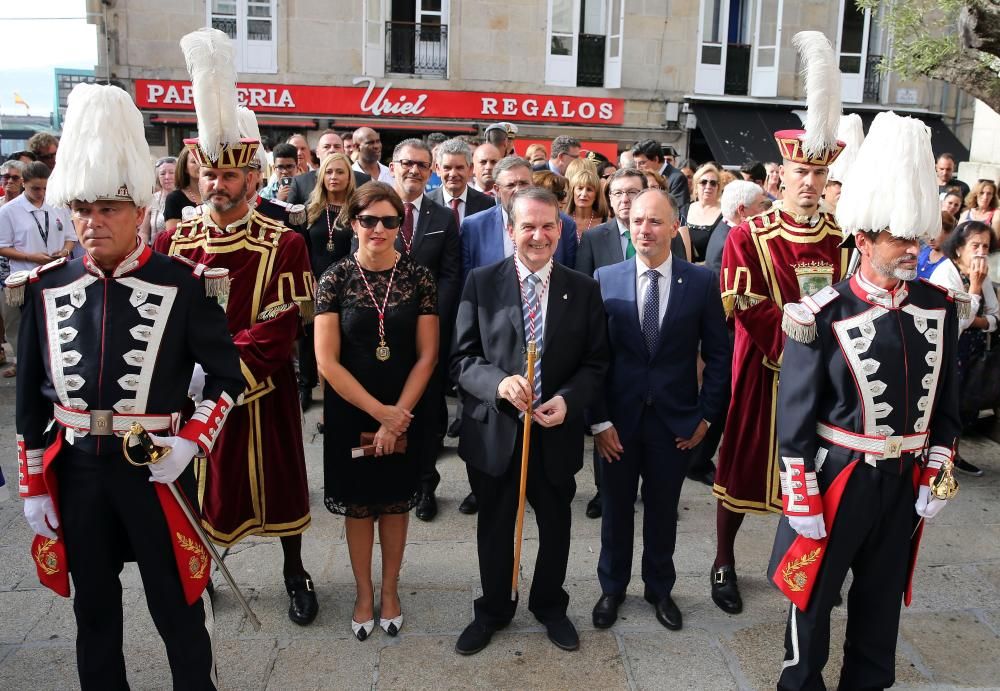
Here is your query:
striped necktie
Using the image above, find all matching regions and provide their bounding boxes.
[522,273,543,402]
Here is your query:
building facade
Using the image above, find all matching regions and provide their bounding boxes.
[86,0,973,164]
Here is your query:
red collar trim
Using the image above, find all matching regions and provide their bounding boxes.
[849,272,908,309]
[83,240,152,278]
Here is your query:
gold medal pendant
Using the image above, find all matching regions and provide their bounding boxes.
[326,241,335,252]
[375,341,390,361]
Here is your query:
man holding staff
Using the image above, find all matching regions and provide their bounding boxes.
[451,187,608,655]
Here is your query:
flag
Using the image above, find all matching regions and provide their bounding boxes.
[13,92,29,112]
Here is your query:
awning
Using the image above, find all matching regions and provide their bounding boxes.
[845,110,969,162]
[691,103,802,166]
[149,114,320,129]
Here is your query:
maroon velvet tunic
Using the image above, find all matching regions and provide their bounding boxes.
[157,209,314,545]
[713,205,849,514]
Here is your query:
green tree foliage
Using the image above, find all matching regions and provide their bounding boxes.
[858,0,1000,110]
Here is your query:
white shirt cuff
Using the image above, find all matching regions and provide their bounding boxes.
[590,421,613,435]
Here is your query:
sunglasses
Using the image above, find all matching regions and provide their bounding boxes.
[355,214,402,229]
[698,179,719,187]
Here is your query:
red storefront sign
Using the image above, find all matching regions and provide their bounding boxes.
[135,77,625,126]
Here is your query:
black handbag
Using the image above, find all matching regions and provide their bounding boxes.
[960,333,1000,416]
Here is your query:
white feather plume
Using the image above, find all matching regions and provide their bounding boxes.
[837,111,940,240]
[793,31,843,158]
[180,27,240,161]
[46,83,154,209]
[237,106,268,169]
[827,114,865,184]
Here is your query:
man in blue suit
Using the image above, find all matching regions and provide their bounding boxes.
[589,189,730,631]
[461,156,577,286]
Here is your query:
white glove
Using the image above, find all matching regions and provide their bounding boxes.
[788,514,827,540]
[188,363,206,403]
[24,495,59,539]
[147,435,199,484]
[914,485,947,519]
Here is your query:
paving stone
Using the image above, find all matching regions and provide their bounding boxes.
[375,631,627,689]
[728,619,927,691]
[266,638,377,690]
[900,612,1000,687]
[0,644,81,691]
[0,590,58,644]
[622,628,737,690]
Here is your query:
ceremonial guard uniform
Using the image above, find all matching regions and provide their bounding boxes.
[768,111,964,690]
[715,205,849,513]
[155,28,319,625]
[158,208,313,544]
[11,83,244,690]
[710,32,849,615]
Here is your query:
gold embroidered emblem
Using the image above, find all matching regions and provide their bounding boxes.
[781,547,822,592]
[35,539,60,575]
[793,262,834,298]
[176,532,209,580]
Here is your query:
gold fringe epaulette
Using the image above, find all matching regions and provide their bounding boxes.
[287,204,307,226]
[298,298,314,325]
[722,292,764,317]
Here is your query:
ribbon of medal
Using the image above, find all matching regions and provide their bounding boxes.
[325,204,340,253]
[354,252,398,361]
[513,260,553,354]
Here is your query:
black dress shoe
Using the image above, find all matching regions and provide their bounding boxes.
[456,621,494,655]
[585,492,602,519]
[710,565,742,614]
[544,616,579,651]
[686,466,716,487]
[285,573,319,626]
[447,418,462,438]
[415,492,438,521]
[643,588,682,630]
[592,593,625,629]
[458,492,478,515]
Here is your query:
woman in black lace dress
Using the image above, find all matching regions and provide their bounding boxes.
[314,182,439,641]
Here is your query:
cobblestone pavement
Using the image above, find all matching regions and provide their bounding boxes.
[1,372,998,689]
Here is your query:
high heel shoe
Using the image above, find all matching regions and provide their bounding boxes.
[352,617,374,641]
[379,612,403,636]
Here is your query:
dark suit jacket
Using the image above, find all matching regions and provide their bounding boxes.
[287,168,370,206]
[427,185,495,222]
[576,219,625,277]
[590,257,730,442]
[703,217,732,279]
[662,162,691,209]
[451,258,609,482]
[460,205,577,285]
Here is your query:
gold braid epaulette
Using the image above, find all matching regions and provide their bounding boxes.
[248,210,292,246]
[746,208,781,232]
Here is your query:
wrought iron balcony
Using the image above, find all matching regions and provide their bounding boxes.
[864,54,883,103]
[386,22,448,78]
[578,34,606,87]
[724,44,751,96]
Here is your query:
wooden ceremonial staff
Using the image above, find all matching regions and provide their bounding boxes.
[511,340,537,600]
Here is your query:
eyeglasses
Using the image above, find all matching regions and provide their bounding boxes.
[0,174,21,182]
[609,189,642,200]
[698,179,719,187]
[393,159,431,171]
[355,214,402,229]
[274,162,297,171]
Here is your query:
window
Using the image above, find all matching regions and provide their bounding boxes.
[836,0,871,103]
[545,0,625,88]
[208,0,277,74]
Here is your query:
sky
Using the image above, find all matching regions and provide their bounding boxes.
[3,1,98,117]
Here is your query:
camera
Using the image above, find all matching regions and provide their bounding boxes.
[280,176,292,187]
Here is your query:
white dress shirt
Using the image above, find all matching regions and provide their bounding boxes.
[0,194,74,274]
[442,187,469,224]
[636,254,672,326]
[403,194,423,236]
[514,255,552,335]
[353,160,394,183]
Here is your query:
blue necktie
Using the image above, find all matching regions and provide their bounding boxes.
[641,269,660,356]
[522,273,543,402]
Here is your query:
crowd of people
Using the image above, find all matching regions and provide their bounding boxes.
[2,27,990,691]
